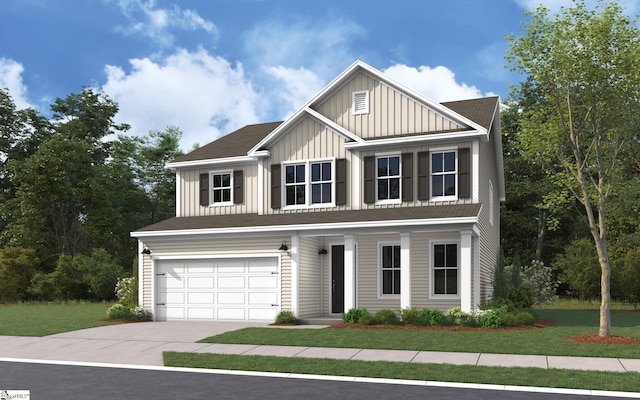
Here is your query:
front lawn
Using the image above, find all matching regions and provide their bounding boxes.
[199,308,640,359]
[0,302,119,336]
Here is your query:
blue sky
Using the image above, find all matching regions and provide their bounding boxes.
[1,0,638,150]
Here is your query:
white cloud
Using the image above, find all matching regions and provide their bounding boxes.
[112,0,217,47]
[262,66,325,118]
[101,48,260,150]
[0,58,34,110]
[383,64,488,102]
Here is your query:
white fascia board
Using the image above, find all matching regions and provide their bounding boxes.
[247,107,309,155]
[166,156,258,169]
[343,130,484,150]
[130,216,478,238]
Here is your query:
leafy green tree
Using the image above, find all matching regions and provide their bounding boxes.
[506,0,640,336]
[0,247,39,302]
[553,238,601,300]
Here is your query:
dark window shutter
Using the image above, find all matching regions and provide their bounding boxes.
[401,152,413,202]
[199,173,209,206]
[417,151,430,201]
[363,156,375,204]
[233,170,243,204]
[336,158,347,206]
[271,164,281,209]
[458,148,471,199]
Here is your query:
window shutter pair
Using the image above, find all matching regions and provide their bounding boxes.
[417,148,470,200]
[199,171,244,206]
[364,154,413,203]
[270,160,347,209]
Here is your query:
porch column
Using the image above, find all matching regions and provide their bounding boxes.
[460,230,473,312]
[290,235,299,316]
[343,234,355,311]
[473,235,481,309]
[400,232,411,310]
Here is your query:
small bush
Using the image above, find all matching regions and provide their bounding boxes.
[373,309,401,325]
[444,307,469,326]
[342,308,371,324]
[415,308,445,326]
[358,312,377,325]
[115,276,137,307]
[400,308,419,325]
[106,303,127,319]
[106,303,150,321]
[127,306,151,321]
[275,310,297,324]
[501,310,537,326]
[507,285,534,309]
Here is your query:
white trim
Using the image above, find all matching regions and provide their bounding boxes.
[460,230,473,312]
[429,149,458,202]
[258,158,264,215]
[343,130,484,150]
[429,239,462,300]
[377,241,401,299]
[344,235,356,311]
[175,170,181,217]
[489,179,494,226]
[167,156,258,169]
[291,235,299,317]
[137,241,145,308]
[151,257,157,321]
[352,151,361,210]
[131,216,479,238]
[400,232,411,309]
[375,153,402,205]
[304,107,364,144]
[208,169,234,207]
[472,141,480,203]
[473,235,481,309]
[152,252,280,260]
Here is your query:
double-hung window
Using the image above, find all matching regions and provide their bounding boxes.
[377,155,400,202]
[432,243,458,296]
[284,160,333,207]
[211,171,232,204]
[431,150,457,199]
[380,244,401,295]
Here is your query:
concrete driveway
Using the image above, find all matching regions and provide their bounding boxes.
[0,321,267,366]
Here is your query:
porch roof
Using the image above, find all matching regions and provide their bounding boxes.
[132,204,481,236]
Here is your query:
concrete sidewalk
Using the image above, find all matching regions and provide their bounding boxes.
[0,321,639,373]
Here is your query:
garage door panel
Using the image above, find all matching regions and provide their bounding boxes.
[156,257,279,322]
[217,292,245,305]
[188,292,214,304]
[248,291,277,305]
[248,275,278,289]
[188,277,215,289]
[218,276,246,289]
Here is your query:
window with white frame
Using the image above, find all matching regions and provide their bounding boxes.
[377,155,400,202]
[285,160,333,207]
[380,244,401,295]
[432,243,458,295]
[211,171,232,204]
[431,150,457,198]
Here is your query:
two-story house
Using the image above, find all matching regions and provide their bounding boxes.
[131,60,504,322]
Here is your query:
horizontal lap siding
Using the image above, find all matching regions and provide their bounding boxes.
[140,237,292,312]
[297,237,321,318]
[314,71,464,138]
[355,234,401,312]
[180,164,258,217]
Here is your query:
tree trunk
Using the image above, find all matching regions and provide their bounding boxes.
[535,209,547,262]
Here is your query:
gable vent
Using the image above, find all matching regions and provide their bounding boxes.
[352,90,369,115]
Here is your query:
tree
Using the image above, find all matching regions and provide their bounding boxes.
[506,0,640,336]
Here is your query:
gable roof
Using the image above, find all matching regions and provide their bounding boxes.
[442,96,499,131]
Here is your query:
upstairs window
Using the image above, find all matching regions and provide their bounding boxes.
[200,170,243,206]
[212,171,232,204]
[352,90,369,115]
[377,155,401,202]
[284,160,334,207]
[431,150,457,199]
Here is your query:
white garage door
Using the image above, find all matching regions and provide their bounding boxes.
[155,257,279,321]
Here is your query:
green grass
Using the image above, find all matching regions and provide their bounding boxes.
[199,308,640,359]
[0,302,119,336]
[163,352,640,393]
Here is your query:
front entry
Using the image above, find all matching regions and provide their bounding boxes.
[331,245,345,313]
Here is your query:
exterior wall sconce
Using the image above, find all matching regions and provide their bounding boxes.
[318,248,328,255]
[278,242,288,251]
[141,247,151,255]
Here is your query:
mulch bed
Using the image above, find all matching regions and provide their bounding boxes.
[329,320,640,345]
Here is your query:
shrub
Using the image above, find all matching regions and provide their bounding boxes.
[275,310,297,324]
[507,285,534,309]
[106,303,150,321]
[342,308,371,324]
[127,306,151,321]
[358,312,377,325]
[51,254,89,300]
[400,308,419,325]
[444,307,469,326]
[501,310,537,326]
[106,303,128,319]
[373,309,401,325]
[115,276,137,307]
[414,308,445,326]
[83,248,123,301]
[0,247,39,302]
[28,272,57,301]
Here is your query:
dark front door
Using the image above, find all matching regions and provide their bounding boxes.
[331,245,345,314]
